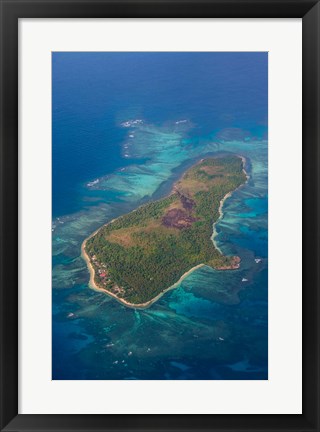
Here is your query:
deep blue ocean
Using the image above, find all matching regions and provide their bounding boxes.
[52,52,268,380]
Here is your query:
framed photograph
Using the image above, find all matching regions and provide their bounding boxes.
[1,1,319,431]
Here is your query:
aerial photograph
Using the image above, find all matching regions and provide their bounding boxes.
[52,52,268,380]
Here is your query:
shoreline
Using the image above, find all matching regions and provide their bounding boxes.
[81,236,204,309]
[211,155,249,253]
[81,155,248,309]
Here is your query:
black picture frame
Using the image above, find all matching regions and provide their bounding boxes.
[0,1,319,431]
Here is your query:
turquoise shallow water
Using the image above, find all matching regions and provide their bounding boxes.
[52,52,267,380]
[52,122,268,380]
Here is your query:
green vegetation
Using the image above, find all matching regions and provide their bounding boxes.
[85,156,246,304]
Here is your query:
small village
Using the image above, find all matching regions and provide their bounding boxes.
[90,254,125,297]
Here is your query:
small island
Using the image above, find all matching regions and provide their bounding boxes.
[82,155,247,308]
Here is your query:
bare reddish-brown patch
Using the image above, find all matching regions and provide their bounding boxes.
[162,208,197,230]
[179,193,195,210]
